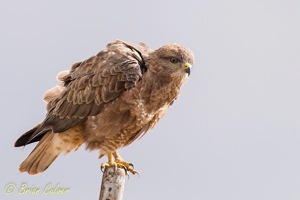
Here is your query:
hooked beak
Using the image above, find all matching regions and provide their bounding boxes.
[184,62,192,76]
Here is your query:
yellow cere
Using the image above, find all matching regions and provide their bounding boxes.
[179,62,192,70]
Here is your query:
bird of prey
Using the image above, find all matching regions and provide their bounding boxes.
[14,40,194,175]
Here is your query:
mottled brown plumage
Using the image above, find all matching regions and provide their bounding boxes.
[15,40,194,175]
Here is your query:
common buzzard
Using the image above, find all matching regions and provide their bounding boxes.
[14,40,194,175]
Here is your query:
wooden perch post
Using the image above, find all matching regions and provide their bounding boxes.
[99,167,126,200]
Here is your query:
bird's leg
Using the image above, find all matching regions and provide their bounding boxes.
[100,151,139,175]
[112,151,139,175]
[100,153,118,173]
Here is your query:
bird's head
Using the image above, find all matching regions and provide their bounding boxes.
[148,44,194,78]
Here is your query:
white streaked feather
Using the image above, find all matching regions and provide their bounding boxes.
[43,70,69,103]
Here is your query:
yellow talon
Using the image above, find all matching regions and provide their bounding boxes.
[100,151,139,176]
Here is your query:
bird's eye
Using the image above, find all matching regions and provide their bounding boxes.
[169,57,179,64]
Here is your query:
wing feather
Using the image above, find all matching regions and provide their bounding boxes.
[28,40,150,142]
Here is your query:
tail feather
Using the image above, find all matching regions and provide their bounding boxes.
[19,132,62,175]
[17,126,83,175]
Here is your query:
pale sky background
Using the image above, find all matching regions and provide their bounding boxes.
[1,0,300,200]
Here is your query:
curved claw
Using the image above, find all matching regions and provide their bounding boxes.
[122,166,128,174]
[129,163,134,169]
[113,163,118,175]
[136,171,140,178]
[134,170,140,177]
[126,167,139,176]
[101,163,107,172]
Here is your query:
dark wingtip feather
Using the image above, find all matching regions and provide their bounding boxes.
[14,124,42,147]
